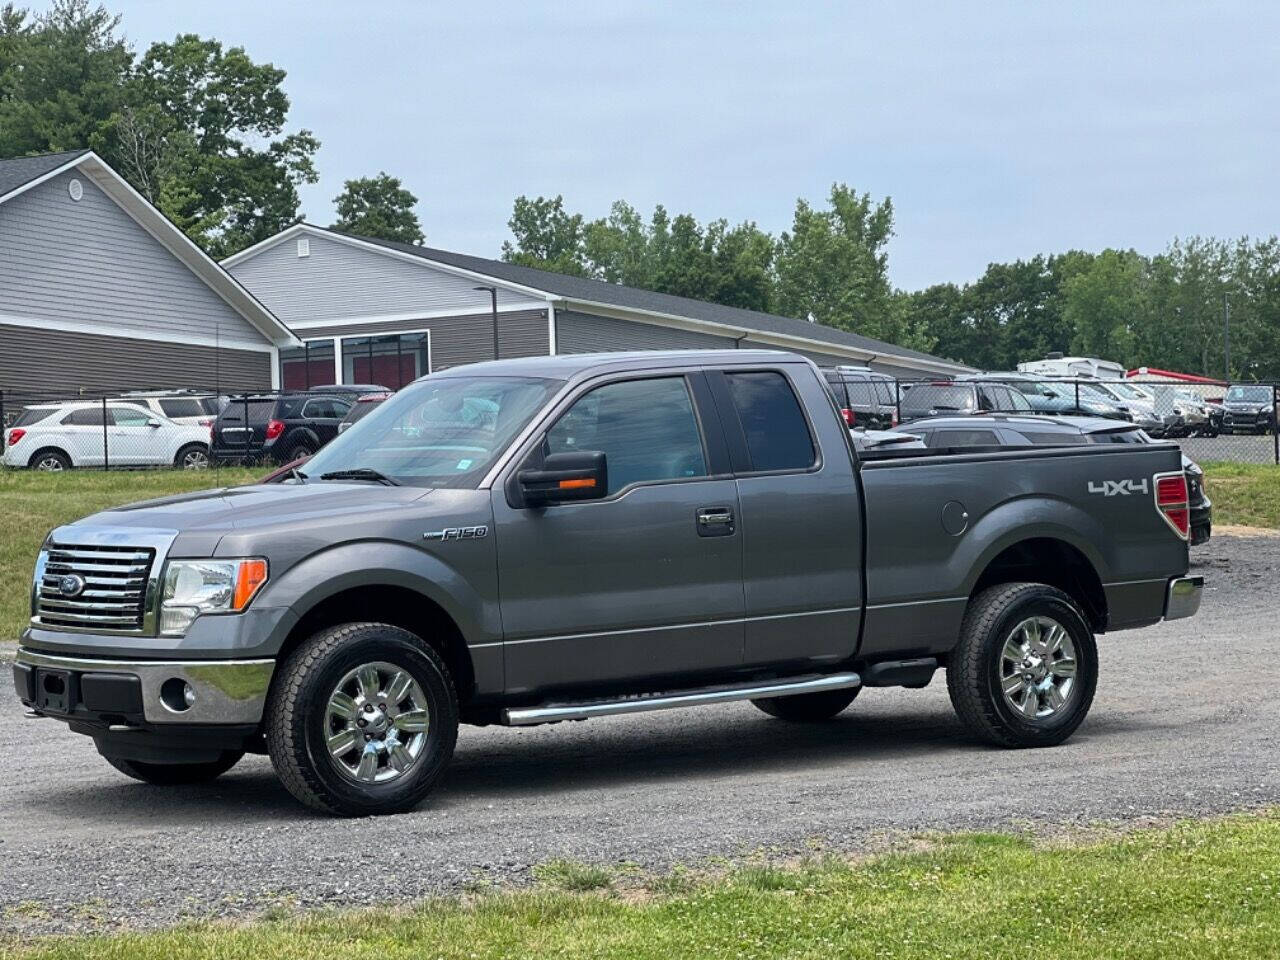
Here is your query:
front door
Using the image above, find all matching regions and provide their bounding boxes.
[107,405,164,466]
[493,372,744,696]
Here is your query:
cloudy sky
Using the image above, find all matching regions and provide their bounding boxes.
[108,0,1278,290]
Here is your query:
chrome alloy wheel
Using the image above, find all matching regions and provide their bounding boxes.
[181,448,210,470]
[35,455,65,471]
[999,616,1077,720]
[324,661,430,784]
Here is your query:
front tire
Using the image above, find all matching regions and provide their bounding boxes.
[175,443,210,470]
[104,751,243,784]
[752,686,859,721]
[265,623,458,816]
[947,583,1097,748]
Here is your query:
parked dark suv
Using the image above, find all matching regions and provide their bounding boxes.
[820,366,899,429]
[211,385,387,464]
[898,380,1033,422]
[1222,384,1278,435]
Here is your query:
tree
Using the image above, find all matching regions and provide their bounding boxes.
[331,172,423,245]
[501,195,588,276]
[1064,249,1148,365]
[0,1,131,157]
[774,184,897,341]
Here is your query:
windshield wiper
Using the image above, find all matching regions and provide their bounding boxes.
[318,467,400,486]
[290,467,308,484]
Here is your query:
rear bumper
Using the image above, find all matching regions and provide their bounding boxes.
[13,648,274,726]
[1164,576,1204,621]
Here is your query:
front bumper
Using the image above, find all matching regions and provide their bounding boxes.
[1165,576,1204,621]
[13,648,274,725]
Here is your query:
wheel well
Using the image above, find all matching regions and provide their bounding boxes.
[279,585,476,703]
[971,538,1107,631]
[27,446,70,467]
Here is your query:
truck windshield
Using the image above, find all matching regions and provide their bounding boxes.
[302,376,559,488]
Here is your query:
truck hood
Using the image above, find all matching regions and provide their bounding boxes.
[63,481,431,540]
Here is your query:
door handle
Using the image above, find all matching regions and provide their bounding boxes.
[696,506,735,536]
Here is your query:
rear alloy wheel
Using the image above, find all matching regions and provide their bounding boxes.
[29,449,70,472]
[265,623,458,816]
[752,685,859,721]
[175,444,210,470]
[104,751,243,785]
[947,582,1097,748]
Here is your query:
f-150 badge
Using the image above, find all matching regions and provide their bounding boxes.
[423,526,489,541]
[1087,479,1149,497]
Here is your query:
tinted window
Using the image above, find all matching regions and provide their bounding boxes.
[303,397,350,419]
[13,407,56,427]
[725,371,816,472]
[1226,385,1273,403]
[158,398,204,418]
[1017,430,1088,445]
[845,381,873,405]
[1087,429,1146,444]
[218,398,277,424]
[928,429,1001,447]
[822,374,848,408]
[901,384,974,416]
[546,377,707,495]
[873,380,895,404]
[62,408,107,427]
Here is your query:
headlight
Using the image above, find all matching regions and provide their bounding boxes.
[160,558,267,636]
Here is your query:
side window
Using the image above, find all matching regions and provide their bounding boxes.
[1006,388,1032,412]
[109,406,152,426]
[724,371,816,472]
[304,398,347,419]
[873,380,895,405]
[544,377,707,496]
[62,408,106,427]
[977,385,999,411]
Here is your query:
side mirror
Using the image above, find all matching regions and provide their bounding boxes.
[146,418,162,428]
[518,451,607,507]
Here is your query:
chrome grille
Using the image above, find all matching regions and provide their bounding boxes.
[35,542,154,632]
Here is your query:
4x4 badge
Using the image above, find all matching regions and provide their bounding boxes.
[423,526,489,541]
[1087,479,1149,497]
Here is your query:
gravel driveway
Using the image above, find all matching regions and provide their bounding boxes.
[2,532,1277,935]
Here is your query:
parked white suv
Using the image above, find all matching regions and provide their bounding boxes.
[112,391,222,426]
[2,401,211,471]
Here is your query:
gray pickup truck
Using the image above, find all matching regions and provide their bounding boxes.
[13,351,1203,815]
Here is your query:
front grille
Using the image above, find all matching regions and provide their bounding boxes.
[36,542,154,632]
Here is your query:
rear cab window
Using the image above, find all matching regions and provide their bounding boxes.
[723,371,816,472]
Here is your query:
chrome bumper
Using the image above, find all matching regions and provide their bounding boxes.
[14,648,274,725]
[1165,576,1204,621]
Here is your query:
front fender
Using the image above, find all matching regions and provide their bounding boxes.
[251,539,500,657]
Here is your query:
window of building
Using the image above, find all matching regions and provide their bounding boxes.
[341,332,430,389]
[280,340,336,390]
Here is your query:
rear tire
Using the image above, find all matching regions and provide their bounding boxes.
[265,622,458,816]
[947,582,1097,748]
[175,443,210,470]
[28,448,71,471]
[752,685,859,721]
[285,442,314,464]
[104,751,243,784]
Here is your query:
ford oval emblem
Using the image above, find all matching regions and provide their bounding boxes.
[58,574,86,598]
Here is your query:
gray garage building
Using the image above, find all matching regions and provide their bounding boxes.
[0,150,298,394]
[224,223,973,390]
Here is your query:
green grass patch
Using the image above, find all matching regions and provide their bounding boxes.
[533,859,615,892]
[1202,462,1280,528]
[7,813,1280,959]
[0,468,262,644]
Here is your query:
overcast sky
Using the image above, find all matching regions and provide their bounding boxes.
[106,0,1278,290]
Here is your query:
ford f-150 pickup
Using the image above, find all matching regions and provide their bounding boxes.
[13,351,1203,815]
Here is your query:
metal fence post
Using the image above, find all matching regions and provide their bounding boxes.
[894,379,902,425]
[1074,379,1080,413]
[1274,387,1279,466]
[0,389,5,454]
[101,396,109,471]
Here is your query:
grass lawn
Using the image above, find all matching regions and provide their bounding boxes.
[0,468,262,644]
[1202,462,1280,529]
[5,812,1280,959]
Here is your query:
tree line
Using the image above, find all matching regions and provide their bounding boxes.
[3,2,1275,379]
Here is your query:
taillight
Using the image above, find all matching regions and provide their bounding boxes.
[7,428,25,446]
[841,408,856,427]
[891,410,900,427]
[1155,471,1190,540]
[265,419,285,440]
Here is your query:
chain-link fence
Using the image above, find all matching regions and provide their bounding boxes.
[0,385,384,474]
[3,374,1278,474]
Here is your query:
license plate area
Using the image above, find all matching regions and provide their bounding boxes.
[35,668,74,714]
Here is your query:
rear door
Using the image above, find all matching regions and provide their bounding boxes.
[302,397,351,447]
[708,365,864,670]
[57,407,107,466]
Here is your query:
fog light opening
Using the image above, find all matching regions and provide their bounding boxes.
[160,677,196,713]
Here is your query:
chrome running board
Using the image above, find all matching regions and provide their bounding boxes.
[503,672,861,726]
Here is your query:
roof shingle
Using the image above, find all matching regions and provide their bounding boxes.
[0,150,90,201]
